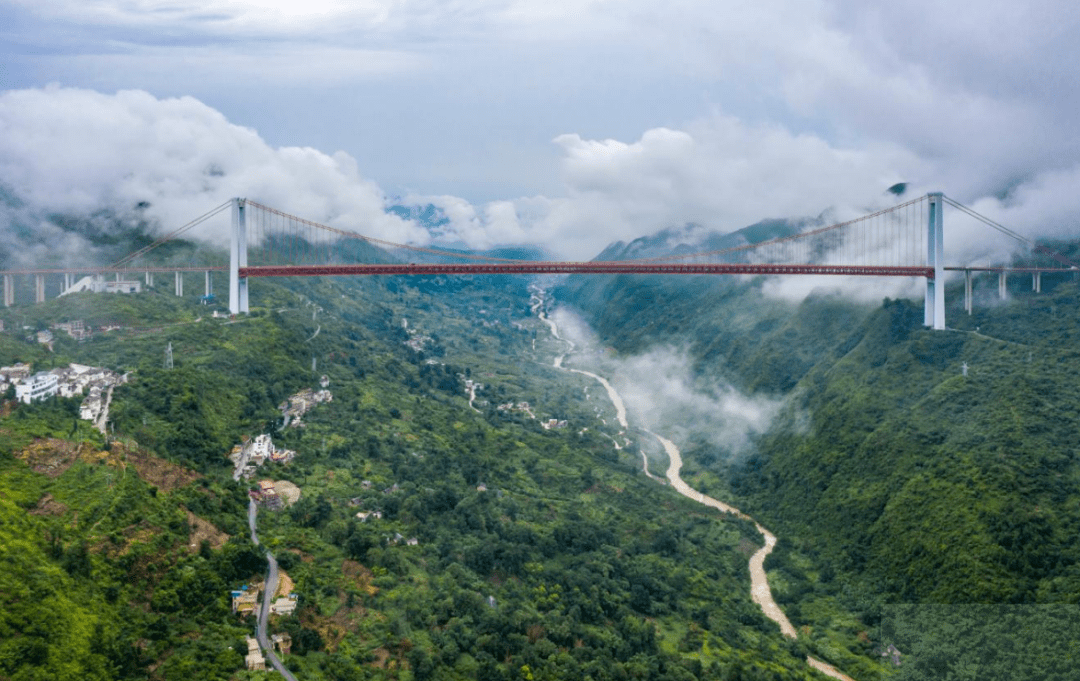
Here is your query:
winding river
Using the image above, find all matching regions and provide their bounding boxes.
[533,292,854,681]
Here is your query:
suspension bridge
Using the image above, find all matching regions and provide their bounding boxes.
[2,193,1075,330]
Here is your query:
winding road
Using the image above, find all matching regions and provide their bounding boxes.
[535,292,854,681]
[249,500,299,681]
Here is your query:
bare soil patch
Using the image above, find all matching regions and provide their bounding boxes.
[343,559,378,596]
[123,445,199,491]
[275,570,294,598]
[16,439,99,477]
[274,480,301,505]
[183,508,230,553]
[93,521,164,561]
[29,493,68,516]
[370,647,391,668]
[298,595,356,653]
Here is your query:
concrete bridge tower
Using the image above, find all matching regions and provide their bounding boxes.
[924,192,945,330]
[229,198,249,314]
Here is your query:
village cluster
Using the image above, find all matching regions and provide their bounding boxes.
[230,584,298,671]
[3,318,129,349]
[229,433,297,481]
[280,382,333,428]
[495,399,568,429]
[230,380,333,481]
[0,361,127,424]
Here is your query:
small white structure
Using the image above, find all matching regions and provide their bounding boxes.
[62,275,141,295]
[229,433,296,480]
[106,280,140,293]
[280,388,333,427]
[52,320,90,341]
[0,363,31,382]
[270,594,299,616]
[16,372,59,404]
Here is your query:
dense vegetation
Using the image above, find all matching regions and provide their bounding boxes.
[559,264,1080,635]
[0,262,888,680]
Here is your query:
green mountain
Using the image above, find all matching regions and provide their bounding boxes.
[7,206,1075,681]
[557,252,1080,613]
[0,244,888,680]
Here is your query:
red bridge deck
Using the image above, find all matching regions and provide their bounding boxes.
[239,263,937,278]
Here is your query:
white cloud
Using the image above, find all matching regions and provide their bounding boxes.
[409,115,918,259]
[0,86,424,258]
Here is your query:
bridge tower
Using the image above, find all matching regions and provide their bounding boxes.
[924,192,945,330]
[229,198,249,314]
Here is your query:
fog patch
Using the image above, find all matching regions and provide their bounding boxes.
[552,306,783,462]
[613,347,784,459]
[549,306,599,349]
[760,274,925,304]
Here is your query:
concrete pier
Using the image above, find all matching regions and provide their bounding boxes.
[964,270,973,314]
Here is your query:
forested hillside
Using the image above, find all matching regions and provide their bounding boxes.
[558,264,1080,615]
[0,260,889,680]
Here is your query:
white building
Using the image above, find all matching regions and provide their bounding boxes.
[0,363,31,382]
[16,372,59,404]
[270,595,298,616]
[52,320,91,341]
[62,275,142,295]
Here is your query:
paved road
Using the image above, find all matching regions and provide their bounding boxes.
[249,500,299,681]
[94,384,115,434]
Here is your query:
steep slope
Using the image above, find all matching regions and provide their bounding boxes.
[557,260,1080,610]
[1,261,886,679]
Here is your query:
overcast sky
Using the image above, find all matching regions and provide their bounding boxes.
[2,0,1079,260]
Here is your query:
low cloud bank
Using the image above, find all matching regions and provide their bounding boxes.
[552,308,783,461]
[2,87,1075,296]
[0,87,423,265]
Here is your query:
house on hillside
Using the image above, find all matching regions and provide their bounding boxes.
[231,585,260,616]
[250,479,283,510]
[15,372,58,404]
[245,637,265,671]
[270,594,298,616]
[0,363,31,382]
[272,633,292,655]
